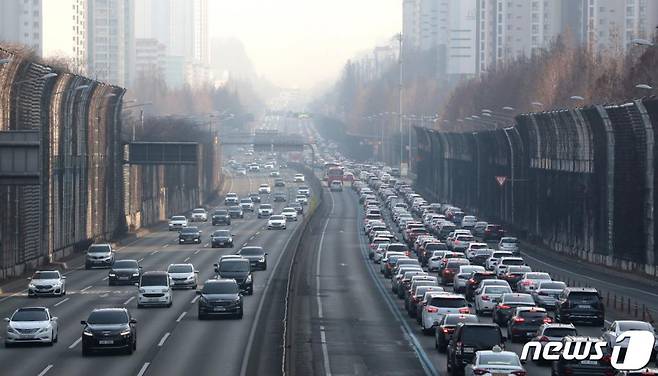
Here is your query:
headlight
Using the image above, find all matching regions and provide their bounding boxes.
[246,275,252,283]
[28,283,36,289]
[186,275,194,280]
[161,288,169,293]
[139,288,146,293]
[120,329,131,336]
[109,273,116,277]
[259,257,265,262]
[132,273,139,277]
[37,326,49,333]
[83,329,93,336]
[7,326,17,334]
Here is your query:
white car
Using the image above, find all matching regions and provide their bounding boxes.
[295,195,308,205]
[460,215,477,229]
[281,207,298,221]
[452,265,485,293]
[494,257,526,276]
[28,270,66,297]
[167,264,198,290]
[4,307,58,346]
[499,237,520,255]
[258,184,271,194]
[420,293,470,334]
[474,284,513,314]
[464,347,526,376]
[486,250,514,271]
[294,173,305,182]
[224,192,239,205]
[330,180,343,191]
[267,215,287,230]
[258,204,273,218]
[168,215,188,231]
[190,208,208,222]
[137,271,173,308]
[466,242,489,259]
[239,198,255,212]
[427,251,449,271]
[298,186,311,197]
[236,168,247,176]
[452,234,474,252]
[516,272,552,293]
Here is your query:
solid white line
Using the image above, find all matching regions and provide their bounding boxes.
[68,337,82,349]
[163,244,169,248]
[123,296,135,305]
[316,192,335,376]
[37,364,53,376]
[193,250,200,255]
[176,312,187,322]
[54,297,69,307]
[80,285,93,292]
[0,289,28,303]
[191,295,200,304]
[136,362,150,376]
[183,257,190,262]
[157,332,170,347]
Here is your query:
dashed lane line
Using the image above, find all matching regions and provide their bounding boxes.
[37,364,53,376]
[183,257,190,262]
[123,296,135,305]
[68,337,82,349]
[193,250,200,255]
[176,312,187,322]
[190,295,200,304]
[157,332,170,347]
[54,297,70,307]
[80,285,93,292]
[136,362,150,376]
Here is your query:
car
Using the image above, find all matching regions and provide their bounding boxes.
[465,242,489,259]
[474,284,513,315]
[258,184,271,194]
[227,206,244,219]
[527,323,578,363]
[551,336,615,375]
[452,234,475,252]
[282,207,298,221]
[273,192,287,202]
[393,268,425,296]
[441,259,470,285]
[469,249,494,267]
[506,307,552,342]
[500,265,533,291]
[210,229,233,248]
[270,170,280,177]
[494,257,526,277]
[167,263,198,289]
[460,215,477,229]
[493,293,536,326]
[483,224,505,241]
[464,271,498,301]
[85,243,115,269]
[267,215,287,230]
[407,285,445,317]
[212,209,231,225]
[555,287,605,325]
[464,347,526,376]
[214,257,253,295]
[179,226,202,244]
[190,208,208,222]
[446,323,506,375]
[290,202,304,214]
[472,221,488,237]
[249,192,261,203]
[499,237,520,256]
[108,259,142,285]
[258,204,273,218]
[434,313,479,353]
[238,246,268,270]
[137,271,173,308]
[453,265,485,293]
[197,279,244,319]
[420,293,470,334]
[239,198,255,212]
[28,270,66,297]
[486,250,514,271]
[601,320,658,357]
[236,168,247,176]
[274,178,285,187]
[248,164,260,172]
[330,180,343,191]
[81,308,137,355]
[295,195,308,205]
[5,307,58,346]
[224,193,239,206]
[168,215,188,231]
[516,272,552,293]
[294,173,305,182]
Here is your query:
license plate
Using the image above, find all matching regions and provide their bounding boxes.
[577,304,591,309]
[119,276,129,280]
[463,347,474,353]
[213,307,226,312]
[581,360,597,365]
[99,340,114,345]
[493,373,507,376]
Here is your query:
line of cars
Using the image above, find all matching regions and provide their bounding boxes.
[351,163,658,375]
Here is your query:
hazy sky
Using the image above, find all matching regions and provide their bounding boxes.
[208,0,402,89]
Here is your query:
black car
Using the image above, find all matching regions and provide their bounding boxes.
[238,246,268,270]
[506,307,551,342]
[227,206,244,219]
[273,192,287,202]
[179,226,201,244]
[555,287,605,326]
[212,210,231,226]
[493,293,537,326]
[446,323,506,375]
[249,193,261,203]
[290,202,304,214]
[464,271,498,301]
[197,279,243,319]
[210,230,233,248]
[108,259,142,285]
[81,308,137,356]
[551,336,615,375]
[434,313,479,353]
[274,178,285,187]
[214,257,253,295]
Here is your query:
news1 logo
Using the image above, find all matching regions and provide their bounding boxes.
[520,330,655,370]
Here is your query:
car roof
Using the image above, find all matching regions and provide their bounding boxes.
[142,271,168,276]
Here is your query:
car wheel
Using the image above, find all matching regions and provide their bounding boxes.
[248,288,254,296]
[237,308,244,319]
[126,343,133,355]
[53,330,58,343]
[137,304,143,309]
[82,345,91,357]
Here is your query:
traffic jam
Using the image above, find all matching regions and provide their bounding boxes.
[339,162,658,376]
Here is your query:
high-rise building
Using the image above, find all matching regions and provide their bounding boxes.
[0,0,43,54]
[87,0,135,87]
[42,0,86,70]
[135,38,166,79]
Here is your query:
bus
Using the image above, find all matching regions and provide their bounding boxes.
[324,162,344,184]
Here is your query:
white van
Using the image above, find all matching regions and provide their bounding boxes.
[330,180,343,192]
[137,271,173,308]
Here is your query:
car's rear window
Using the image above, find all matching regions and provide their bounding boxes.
[140,274,168,286]
[460,327,502,346]
[544,327,578,337]
[429,297,467,308]
[501,259,524,265]
[502,294,535,304]
[568,292,600,302]
[539,282,566,290]
[445,315,479,325]
[519,311,548,319]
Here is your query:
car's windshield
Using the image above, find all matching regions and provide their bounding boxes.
[260,204,272,209]
[478,353,520,366]
[181,227,198,234]
[32,271,59,280]
[88,245,110,253]
[203,282,239,294]
[168,265,193,273]
[140,274,168,286]
[240,247,264,256]
[461,327,502,346]
[171,216,186,221]
[214,211,227,215]
[193,209,205,213]
[544,327,578,337]
[87,310,129,325]
[219,260,250,272]
[213,230,230,237]
[113,260,138,269]
[12,308,49,322]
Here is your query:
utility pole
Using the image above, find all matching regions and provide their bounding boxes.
[397,33,403,174]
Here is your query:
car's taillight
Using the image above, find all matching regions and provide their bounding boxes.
[543,317,553,323]
[481,295,490,301]
[499,304,511,309]
[538,336,549,342]
[459,307,470,313]
[472,369,488,376]
[441,327,454,334]
[511,371,527,376]
[426,306,439,313]
[513,317,525,323]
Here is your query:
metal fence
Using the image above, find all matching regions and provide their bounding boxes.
[414,98,658,277]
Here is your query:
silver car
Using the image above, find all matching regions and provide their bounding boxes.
[465,348,526,376]
[85,243,114,269]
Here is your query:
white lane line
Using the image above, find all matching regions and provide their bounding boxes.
[138,258,144,262]
[68,337,82,349]
[80,285,93,292]
[150,250,159,255]
[157,332,170,347]
[316,192,335,376]
[176,311,187,322]
[183,257,190,262]
[37,364,53,376]
[255,231,260,235]
[102,276,109,281]
[54,297,70,307]
[136,362,150,376]
[204,242,209,247]
[99,293,108,298]
[163,244,169,248]
[203,244,208,248]
[123,296,135,305]
[191,295,200,304]
[0,289,28,303]
[193,250,200,255]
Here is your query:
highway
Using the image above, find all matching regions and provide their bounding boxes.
[0,165,309,376]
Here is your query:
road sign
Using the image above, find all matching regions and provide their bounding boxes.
[495,176,507,187]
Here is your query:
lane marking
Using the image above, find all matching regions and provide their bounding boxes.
[99,293,108,298]
[157,332,170,347]
[123,296,135,305]
[68,337,81,349]
[150,250,159,256]
[183,257,190,262]
[37,364,53,376]
[138,258,144,262]
[163,244,169,248]
[80,285,93,292]
[176,312,187,322]
[193,250,200,255]
[0,289,27,303]
[191,295,200,304]
[136,362,150,376]
[54,297,69,307]
[315,192,335,376]
[102,276,109,281]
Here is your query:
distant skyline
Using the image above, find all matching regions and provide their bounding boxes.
[207,0,401,89]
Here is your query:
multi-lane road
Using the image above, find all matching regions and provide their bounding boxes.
[0,167,308,376]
